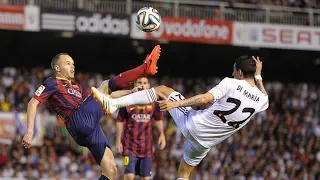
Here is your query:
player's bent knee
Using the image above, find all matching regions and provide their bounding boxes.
[124,174,135,180]
[100,147,117,179]
[141,177,151,180]
[101,161,117,179]
[101,160,117,176]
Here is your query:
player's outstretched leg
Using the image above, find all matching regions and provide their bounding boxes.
[99,147,117,180]
[124,174,135,180]
[177,159,196,179]
[91,85,173,114]
[97,45,161,95]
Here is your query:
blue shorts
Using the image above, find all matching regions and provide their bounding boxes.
[123,154,152,177]
[66,95,110,165]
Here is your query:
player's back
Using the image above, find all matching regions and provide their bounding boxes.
[186,77,269,148]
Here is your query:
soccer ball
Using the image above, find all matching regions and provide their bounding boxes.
[136,7,161,32]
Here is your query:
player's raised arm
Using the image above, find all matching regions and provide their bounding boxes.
[158,92,213,111]
[253,56,268,95]
[26,98,40,132]
[158,78,230,111]
[22,97,40,148]
[179,93,214,108]
[22,78,57,148]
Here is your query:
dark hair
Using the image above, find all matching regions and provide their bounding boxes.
[137,76,149,82]
[51,53,69,73]
[132,76,149,88]
[235,55,256,78]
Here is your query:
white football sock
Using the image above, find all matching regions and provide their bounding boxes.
[177,178,188,180]
[112,88,157,108]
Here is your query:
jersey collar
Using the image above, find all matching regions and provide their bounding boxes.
[56,77,72,83]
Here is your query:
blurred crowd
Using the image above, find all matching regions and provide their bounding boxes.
[1,0,319,9]
[140,0,319,8]
[0,67,320,180]
[145,0,319,8]
[227,0,317,8]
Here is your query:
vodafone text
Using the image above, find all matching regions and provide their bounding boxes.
[152,19,229,39]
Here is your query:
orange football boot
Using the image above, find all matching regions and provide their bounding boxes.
[145,45,161,75]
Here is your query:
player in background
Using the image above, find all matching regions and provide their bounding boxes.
[115,76,166,180]
[21,45,161,180]
[91,56,269,180]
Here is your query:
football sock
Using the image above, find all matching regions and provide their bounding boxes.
[112,88,157,107]
[108,64,147,91]
[177,178,188,180]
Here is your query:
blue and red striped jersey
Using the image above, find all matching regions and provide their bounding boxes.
[33,77,91,120]
[117,103,163,158]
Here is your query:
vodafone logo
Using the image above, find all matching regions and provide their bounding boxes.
[76,13,129,35]
[152,19,229,39]
[145,17,232,44]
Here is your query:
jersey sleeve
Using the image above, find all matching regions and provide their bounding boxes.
[153,103,164,121]
[33,78,57,103]
[116,107,128,122]
[259,95,269,112]
[208,77,230,100]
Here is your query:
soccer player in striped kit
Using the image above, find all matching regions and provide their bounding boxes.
[115,76,166,180]
[21,45,161,180]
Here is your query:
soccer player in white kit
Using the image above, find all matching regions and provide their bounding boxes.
[91,56,269,179]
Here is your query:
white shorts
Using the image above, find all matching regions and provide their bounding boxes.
[167,91,211,166]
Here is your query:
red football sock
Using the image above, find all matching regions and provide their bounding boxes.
[109,63,147,91]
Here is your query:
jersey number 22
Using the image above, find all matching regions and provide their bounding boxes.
[213,97,255,128]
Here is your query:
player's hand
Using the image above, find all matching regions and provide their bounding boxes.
[22,131,33,148]
[158,100,179,111]
[116,141,123,154]
[252,56,262,75]
[158,134,166,150]
[131,86,143,93]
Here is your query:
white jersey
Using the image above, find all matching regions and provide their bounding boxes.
[185,77,269,148]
